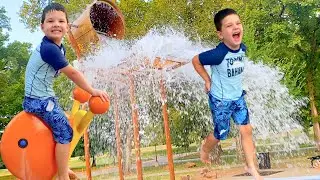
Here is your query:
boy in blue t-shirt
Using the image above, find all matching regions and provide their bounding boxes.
[23,3,109,180]
[192,8,262,179]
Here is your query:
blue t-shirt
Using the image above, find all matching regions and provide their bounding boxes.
[25,36,68,99]
[199,42,246,100]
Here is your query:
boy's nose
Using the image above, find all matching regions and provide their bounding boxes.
[53,22,60,27]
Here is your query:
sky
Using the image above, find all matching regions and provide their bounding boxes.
[1,0,43,47]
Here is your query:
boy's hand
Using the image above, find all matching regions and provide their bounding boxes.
[205,81,211,93]
[91,89,110,102]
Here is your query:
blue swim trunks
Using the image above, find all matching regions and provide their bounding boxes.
[208,91,249,140]
[23,97,73,144]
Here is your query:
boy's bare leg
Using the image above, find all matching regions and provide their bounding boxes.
[239,124,263,180]
[56,143,71,180]
[200,132,220,164]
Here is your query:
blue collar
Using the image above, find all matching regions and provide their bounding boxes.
[219,42,243,53]
[42,36,64,50]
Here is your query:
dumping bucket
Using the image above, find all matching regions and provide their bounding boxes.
[68,0,125,56]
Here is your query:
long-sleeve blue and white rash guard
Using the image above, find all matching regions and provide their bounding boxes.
[25,36,69,99]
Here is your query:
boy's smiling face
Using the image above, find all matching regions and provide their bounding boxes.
[41,10,69,45]
[217,14,243,50]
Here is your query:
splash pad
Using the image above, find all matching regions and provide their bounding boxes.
[75,28,318,179]
[0,1,318,180]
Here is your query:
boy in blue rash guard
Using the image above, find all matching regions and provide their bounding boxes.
[23,3,109,180]
[192,8,262,180]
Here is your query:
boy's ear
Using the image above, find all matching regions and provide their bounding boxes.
[40,24,44,31]
[217,31,223,40]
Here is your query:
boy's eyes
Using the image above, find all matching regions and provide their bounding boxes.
[46,20,66,23]
[226,22,241,27]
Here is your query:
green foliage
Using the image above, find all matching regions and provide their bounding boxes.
[0,7,10,30]
[71,137,84,157]
[143,117,166,147]
[0,41,32,129]
[0,8,32,168]
[18,0,44,32]
[166,80,212,149]
[118,0,150,38]
[242,0,320,130]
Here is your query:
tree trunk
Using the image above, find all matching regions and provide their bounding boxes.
[155,145,158,163]
[92,155,96,167]
[307,31,320,151]
[307,71,320,151]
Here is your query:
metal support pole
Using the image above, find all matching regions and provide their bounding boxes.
[129,75,143,180]
[113,91,124,180]
[159,73,175,180]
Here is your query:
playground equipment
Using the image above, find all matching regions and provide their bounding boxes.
[0,87,110,179]
[0,0,123,179]
[109,57,187,180]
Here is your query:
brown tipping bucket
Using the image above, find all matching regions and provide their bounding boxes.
[68,0,125,56]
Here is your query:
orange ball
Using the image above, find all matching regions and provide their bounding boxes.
[73,87,91,103]
[0,111,57,179]
[89,96,110,114]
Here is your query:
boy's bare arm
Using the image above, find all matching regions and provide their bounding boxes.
[60,65,94,94]
[192,55,211,83]
[192,55,211,93]
[60,65,109,102]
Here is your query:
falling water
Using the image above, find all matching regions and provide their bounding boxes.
[73,28,311,172]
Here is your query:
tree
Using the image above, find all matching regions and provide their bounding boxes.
[0,41,32,129]
[167,79,212,149]
[0,7,32,130]
[241,0,320,149]
[118,0,149,39]
[0,7,11,30]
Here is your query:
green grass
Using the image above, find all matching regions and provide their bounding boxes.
[82,160,207,180]
[0,169,15,180]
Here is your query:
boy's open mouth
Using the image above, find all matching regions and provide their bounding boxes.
[232,32,241,40]
[51,29,62,33]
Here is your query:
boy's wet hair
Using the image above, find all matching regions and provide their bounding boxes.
[214,8,238,31]
[41,3,69,24]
